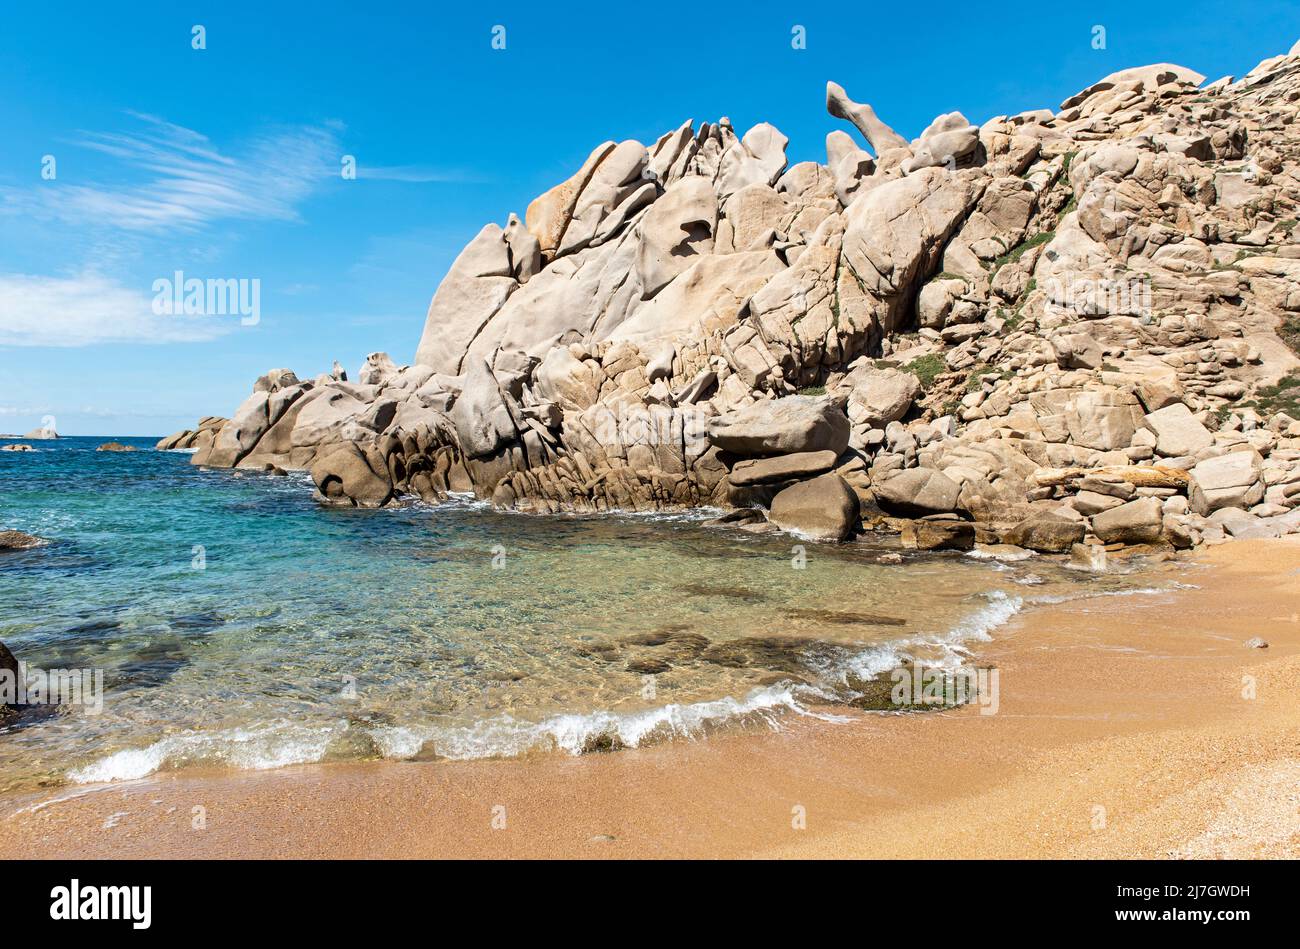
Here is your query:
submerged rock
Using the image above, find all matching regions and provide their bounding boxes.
[0,530,46,551]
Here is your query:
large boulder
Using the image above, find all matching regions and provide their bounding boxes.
[358,352,400,386]
[707,395,850,457]
[1001,511,1086,553]
[1060,389,1141,452]
[253,368,300,392]
[901,517,976,551]
[902,112,981,174]
[1050,333,1103,370]
[310,444,394,508]
[533,346,604,412]
[729,450,839,487]
[873,468,961,516]
[768,474,860,542]
[289,389,372,451]
[450,359,522,458]
[1143,403,1213,457]
[1188,451,1264,516]
[842,366,921,428]
[1091,497,1164,545]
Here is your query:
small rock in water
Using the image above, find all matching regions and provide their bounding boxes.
[0,529,46,550]
[876,552,903,565]
[96,442,137,452]
[1068,542,1108,573]
[0,444,34,452]
[1244,637,1269,649]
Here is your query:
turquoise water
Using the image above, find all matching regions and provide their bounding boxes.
[0,437,1151,791]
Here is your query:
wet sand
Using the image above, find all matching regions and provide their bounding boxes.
[2,537,1298,859]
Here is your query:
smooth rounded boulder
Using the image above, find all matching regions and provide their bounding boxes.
[310,444,395,508]
[1001,511,1086,553]
[728,450,839,487]
[706,395,850,457]
[872,467,961,516]
[768,474,860,542]
[1090,497,1165,545]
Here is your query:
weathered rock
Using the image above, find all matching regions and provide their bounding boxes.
[0,530,46,550]
[840,168,981,334]
[254,368,300,392]
[95,442,137,452]
[1050,333,1103,370]
[1001,512,1086,553]
[1091,497,1164,545]
[310,444,394,508]
[22,427,57,440]
[901,517,976,551]
[825,81,910,154]
[1143,403,1213,457]
[768,474,860,542]
[414,223,517,374]
[873,468,961,516]
[1188,451,1264,516]
[729,450,839,487]
[840,366,921,428]
[450,359,522,459]
[707,395,849,457]
[358,352,400,387]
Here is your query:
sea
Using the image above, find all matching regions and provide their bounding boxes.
[0,435,1174,792]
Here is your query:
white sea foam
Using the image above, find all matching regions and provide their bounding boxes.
[69,721,345,784]
[370,683,846,761]
[67,687,845,782]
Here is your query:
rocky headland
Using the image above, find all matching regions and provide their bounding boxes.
[161,41,1300,560]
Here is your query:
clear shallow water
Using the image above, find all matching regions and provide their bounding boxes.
[0,437,1163,791]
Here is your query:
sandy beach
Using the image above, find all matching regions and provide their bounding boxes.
[0,536,1296,860]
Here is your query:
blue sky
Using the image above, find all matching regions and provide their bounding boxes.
[2,1,1298,435]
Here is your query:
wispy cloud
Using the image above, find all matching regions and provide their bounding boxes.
[1,112,342,232]
[0,272,234,347]
[356,164,487,184]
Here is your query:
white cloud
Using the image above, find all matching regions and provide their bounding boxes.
[357,164,486,183]
[1,113,341,232]
[0,272,234,347]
